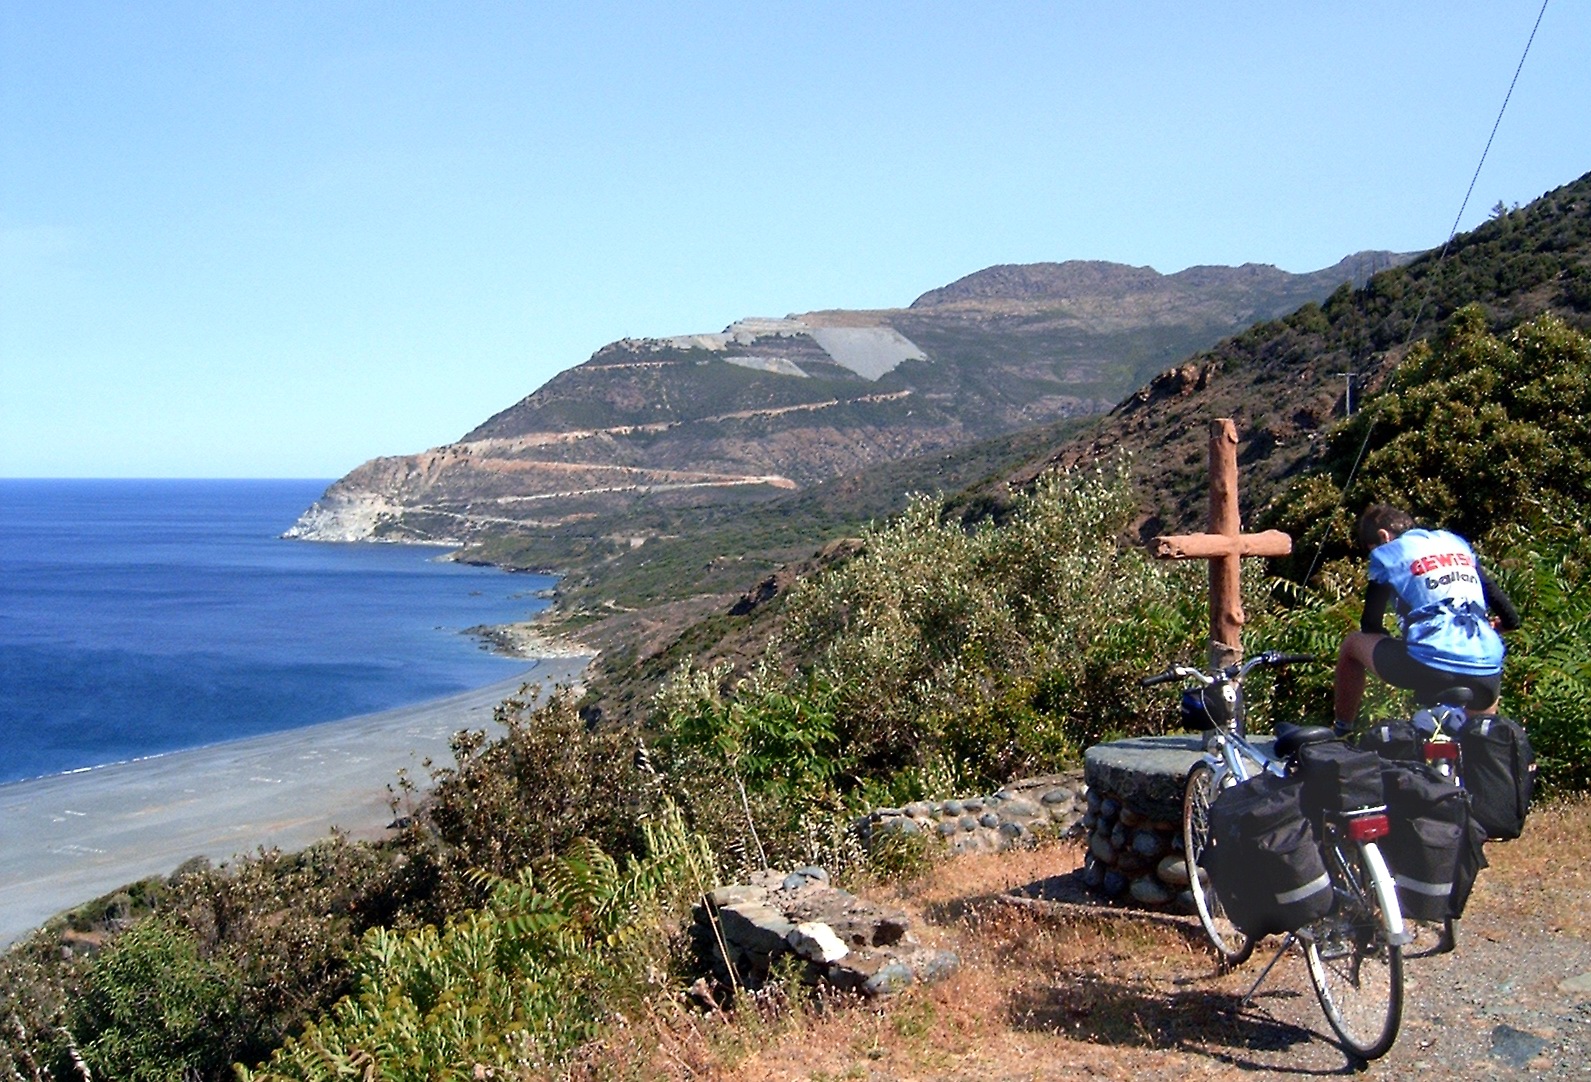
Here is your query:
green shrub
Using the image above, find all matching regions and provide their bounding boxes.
[69,916,244,1082]
[1265,309,1591,787]
[239,810,716,1081]
[413,685,653,916]
[775,462,1209,790]
[652,462,1213,841]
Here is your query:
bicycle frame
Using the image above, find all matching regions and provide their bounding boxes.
[1147,649,1409,1059]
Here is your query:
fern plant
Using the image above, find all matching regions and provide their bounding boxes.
[239,809,716,1081]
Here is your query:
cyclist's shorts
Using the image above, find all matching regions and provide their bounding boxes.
[1372,637,1501,706]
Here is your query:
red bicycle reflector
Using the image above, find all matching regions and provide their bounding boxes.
[1346,813,1390,842]
[1425,741,1461,761]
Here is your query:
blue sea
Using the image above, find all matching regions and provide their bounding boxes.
[0,479,553,786]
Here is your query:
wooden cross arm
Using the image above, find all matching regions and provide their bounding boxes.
[1151,530,1293,560]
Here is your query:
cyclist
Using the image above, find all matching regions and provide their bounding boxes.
[1333,504,1520,736]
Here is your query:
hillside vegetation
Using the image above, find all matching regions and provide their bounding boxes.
[1023,171,1591,533]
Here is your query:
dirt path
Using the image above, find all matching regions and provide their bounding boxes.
[701,797,1591,1081]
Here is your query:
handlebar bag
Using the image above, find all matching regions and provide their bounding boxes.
[1380,762,1487,921]
[1456,715,1535,840]
[1297,741,1385,817]
[1357,718,1423,763]
[1204,772,1332,938]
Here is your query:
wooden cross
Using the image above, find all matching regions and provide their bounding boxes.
[1151,419,1293,669]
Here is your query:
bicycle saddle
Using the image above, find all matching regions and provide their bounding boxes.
[1414,685,1475,708]
[1273,722,1338,758]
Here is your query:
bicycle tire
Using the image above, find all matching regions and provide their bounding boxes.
[1304,838,1404,1060]
[1182,762,1254,966]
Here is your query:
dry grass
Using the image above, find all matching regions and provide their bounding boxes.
[605,843,1257,1081]
[589,795,1591,1082]
[1464,792,1591,938]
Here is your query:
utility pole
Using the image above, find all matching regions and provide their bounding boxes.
[1336,371,1357,416]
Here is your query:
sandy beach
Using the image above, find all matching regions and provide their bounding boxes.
[0,655,591,947]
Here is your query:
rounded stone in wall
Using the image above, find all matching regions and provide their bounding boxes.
[1115,850,1149,876]
[1129,875,1174,906]
[1156,854,1191,887]
[1131,829,1167,859]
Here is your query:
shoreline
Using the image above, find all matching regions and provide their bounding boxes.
[0,654,592,948]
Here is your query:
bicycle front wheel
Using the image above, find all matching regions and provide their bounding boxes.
[1304,838,1404,1060]
[1183,762,1253,967]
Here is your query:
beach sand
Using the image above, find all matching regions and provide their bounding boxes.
[0,655,591,947]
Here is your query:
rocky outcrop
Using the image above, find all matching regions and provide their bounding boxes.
[692,867,959,998]
[281,488,423,544]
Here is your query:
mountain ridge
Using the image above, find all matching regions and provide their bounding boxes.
[286,251,1411,548]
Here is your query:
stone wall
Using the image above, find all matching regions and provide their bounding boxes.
[855,771,1089,855]
[1080,735,1206,910]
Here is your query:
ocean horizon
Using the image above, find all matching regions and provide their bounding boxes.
[0,478,553,786]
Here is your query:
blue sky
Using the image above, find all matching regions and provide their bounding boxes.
[2,2,1586,478]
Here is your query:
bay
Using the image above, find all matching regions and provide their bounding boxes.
[0,479,551,785]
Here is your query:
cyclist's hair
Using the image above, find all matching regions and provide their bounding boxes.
[1357,504,1415,549]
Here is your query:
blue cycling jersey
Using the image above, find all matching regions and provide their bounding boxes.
[1367,528,1505,676]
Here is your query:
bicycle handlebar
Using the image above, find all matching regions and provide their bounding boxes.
[1138,663,1208,688]
[1139,650,1319,688]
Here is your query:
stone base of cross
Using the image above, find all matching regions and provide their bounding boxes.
[1151,419,1293,669]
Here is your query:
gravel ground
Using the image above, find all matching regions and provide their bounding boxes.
[1007,829,1591,1079]
[1166,910,1591,1078]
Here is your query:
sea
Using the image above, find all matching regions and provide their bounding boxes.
[0,479,554,786]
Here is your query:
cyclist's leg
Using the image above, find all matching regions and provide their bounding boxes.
[1334,631,1386,730]
[1458,672,1502,716]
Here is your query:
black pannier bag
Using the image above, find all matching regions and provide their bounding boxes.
[1358,718,1423,762]
[1204,772,1333,938]
[1379,762,1487,921]
[1296,741,1385,818]
[1458,715,1536,840]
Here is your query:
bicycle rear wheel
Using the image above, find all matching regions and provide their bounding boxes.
[1183,762,1254,966]
[1304,838,1404,1060]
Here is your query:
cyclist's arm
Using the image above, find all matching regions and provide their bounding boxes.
[1481,568,1521,631]
[1359,580,1395,635]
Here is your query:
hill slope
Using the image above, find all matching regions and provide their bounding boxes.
[1001,171,1591,536]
